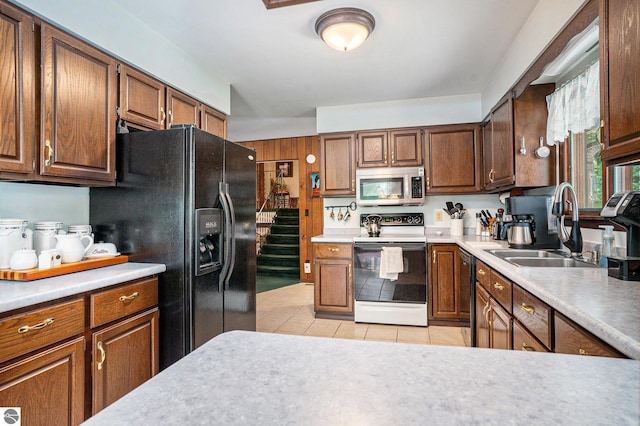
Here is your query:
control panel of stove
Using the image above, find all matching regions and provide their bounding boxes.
[360,213,424,226]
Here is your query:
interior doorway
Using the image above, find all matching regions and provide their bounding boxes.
[257,160,300,209]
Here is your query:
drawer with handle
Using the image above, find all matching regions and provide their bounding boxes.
[0,298,85,362]
[554,312,624,358]
[90,277,158,328]
[475,260,490,291]
[513,319,549,353]
[314,243,352,259]
[488,270,512,313]
[512,285,551,349]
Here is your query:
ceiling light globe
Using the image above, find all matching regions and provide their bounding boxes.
[315,8,375,52]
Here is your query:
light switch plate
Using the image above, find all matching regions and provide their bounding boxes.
[435,210,443,223]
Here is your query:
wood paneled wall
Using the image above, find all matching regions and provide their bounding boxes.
[238,136,322,283]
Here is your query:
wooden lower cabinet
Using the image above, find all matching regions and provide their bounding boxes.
[91,308,159,414]
[475,284,512,350]
[313,243,353,317]
[513,319,548,353]
[554,312,624,358]
[0,337,85,426]
[429,244,469,323]
[0,276,159,424]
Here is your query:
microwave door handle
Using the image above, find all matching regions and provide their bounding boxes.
[218,182,232,293]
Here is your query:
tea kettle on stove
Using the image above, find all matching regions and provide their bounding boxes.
[363,214,382,237]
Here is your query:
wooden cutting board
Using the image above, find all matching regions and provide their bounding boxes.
[0,255,128,281]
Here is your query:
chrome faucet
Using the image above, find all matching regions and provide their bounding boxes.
[552,182,583,257]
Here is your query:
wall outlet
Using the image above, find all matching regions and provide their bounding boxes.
[304,261,311,274]
[435,210,443,223]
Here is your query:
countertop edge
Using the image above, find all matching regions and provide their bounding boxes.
[0,263,166,314]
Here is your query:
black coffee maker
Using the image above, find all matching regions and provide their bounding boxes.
[601,191,640,281]
[505,195,561,249]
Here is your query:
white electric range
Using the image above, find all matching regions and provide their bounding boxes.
[353,213,428,326]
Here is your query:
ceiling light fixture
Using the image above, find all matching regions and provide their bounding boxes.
[315,7,375,52]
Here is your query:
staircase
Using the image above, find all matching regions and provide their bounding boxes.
[257,208,300,278]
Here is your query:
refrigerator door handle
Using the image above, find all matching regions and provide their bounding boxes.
[218,182,232,293]
[223,185,236,291]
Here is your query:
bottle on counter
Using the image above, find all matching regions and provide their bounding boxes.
[598,225,615,267]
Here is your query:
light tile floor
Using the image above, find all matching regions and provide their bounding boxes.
[257,283,471,347]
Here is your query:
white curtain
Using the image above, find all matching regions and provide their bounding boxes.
[546,61,600,145]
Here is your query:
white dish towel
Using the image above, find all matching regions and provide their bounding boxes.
[379,246,404,281]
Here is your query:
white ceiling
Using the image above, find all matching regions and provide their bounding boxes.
[110,0,539,124]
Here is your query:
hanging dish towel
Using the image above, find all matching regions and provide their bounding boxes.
[379,246,404,281]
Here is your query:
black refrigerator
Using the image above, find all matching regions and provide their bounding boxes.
[90,125,256,370]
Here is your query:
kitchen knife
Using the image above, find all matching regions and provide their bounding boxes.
[446,202,455,215]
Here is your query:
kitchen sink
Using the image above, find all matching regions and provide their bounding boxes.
[485,249,597,268]
[486,249,565,259]
[504,257,597,268]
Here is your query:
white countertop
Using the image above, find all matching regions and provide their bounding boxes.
[312,232,640,359]
[0,262,166,314]
[82,331,639,425]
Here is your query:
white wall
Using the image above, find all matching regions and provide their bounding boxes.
[481,0,589,117]
[0,182,89,228]
[10,0,231,114]
[316,94,482,134]
[322,194,503,233]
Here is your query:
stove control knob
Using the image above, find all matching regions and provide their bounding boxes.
[412,216,422,224]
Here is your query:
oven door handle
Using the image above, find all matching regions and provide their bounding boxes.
[353,243,426,251]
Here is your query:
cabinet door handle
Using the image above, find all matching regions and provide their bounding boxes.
[520,303,535,315]
[477,269,486,276]
[578,348,589,356]
[168,110,173,127]
[483,301,491,323]
[432,250,436,264]
[426,177,430,190]
[160,107,166,125]
[521,342,535,352]
[489,168,495,183]
[97,341,106,370]
[119,291,140,302]
[493,282,504,291]
[351,179,355,191]
[17,317,55,334]
[44,140,53,166]
[328,248,339,252]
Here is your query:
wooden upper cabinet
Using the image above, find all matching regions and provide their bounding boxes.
[201,105,227,139]
[357,128,422,167]
[390,128,422,167]
[425,124,481,193]
[166,87,199,128]
[357,130,387,167]
[0,2,35,178]
[485,95,515,191]
[320,132,356,196]
[513,84,555,187]
[481,120,492,189]
[484,85,555,192]
[600,0,640,165]
[118,64,166,130]
[40,23,117,184]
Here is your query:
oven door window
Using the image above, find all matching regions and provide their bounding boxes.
[354,244,426,303]
[359,177,404,202]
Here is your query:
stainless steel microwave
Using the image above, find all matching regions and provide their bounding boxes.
[356,167,425,206]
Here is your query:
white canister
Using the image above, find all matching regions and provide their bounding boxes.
[450,218,464,236]
[0,219,33,269]
[34,221,64,256]
[10,249,38,270]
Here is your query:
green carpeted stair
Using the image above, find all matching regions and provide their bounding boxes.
[257,208,300,278]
